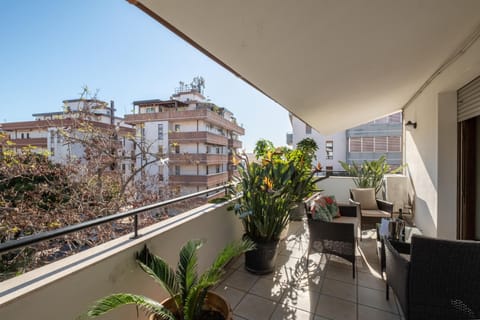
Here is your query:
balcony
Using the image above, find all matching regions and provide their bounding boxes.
[0,183,397,320]
[169,172,229,187]
[5,137,47,148]
[124,109,245,135]
[168,153,228,165]
[169,131,228,145]
[228,138,242,149]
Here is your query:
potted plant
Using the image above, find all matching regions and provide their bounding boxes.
[232,149,298,274]
[339,155,404,195]
[287,138,323,220]
[87,239,254,320]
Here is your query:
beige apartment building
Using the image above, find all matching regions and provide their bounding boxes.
[0,99,135,174]
[124,85,244,195]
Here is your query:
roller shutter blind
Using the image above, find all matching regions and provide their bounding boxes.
[458,75,480,122]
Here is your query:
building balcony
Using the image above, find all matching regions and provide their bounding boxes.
[124,109,245,135]
[4,137,47,148]
[169,131,228,145]
[169,172,229,187]
[168,153,228,165]
[0,177,394,320]
[228,138,242,149]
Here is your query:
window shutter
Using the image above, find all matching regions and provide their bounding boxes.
[458,76,480,122]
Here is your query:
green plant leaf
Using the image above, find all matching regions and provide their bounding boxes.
[87,293,175,320]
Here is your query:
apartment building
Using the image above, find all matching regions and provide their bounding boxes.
[0,99,135,174]
[124,85,244,195]
[288,111,402,170]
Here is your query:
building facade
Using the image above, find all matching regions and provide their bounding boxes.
[288,111,402,170]
[0,99,135,175]
[124,86,244,195]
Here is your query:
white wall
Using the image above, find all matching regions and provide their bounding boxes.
[0,203,244,320]
[404,36,480,239]
[316,176,356,203]
[290,115,347,170]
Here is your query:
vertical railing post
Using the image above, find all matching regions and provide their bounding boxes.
[132,214,138,239]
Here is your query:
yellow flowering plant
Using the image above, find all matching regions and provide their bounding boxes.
[232,150,298,242]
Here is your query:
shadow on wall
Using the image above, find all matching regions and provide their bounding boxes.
[414,196,436,237]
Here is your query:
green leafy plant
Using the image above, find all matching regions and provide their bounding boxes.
[232,150,299,242]
[87,239,254,320]
[287,138,322,201]
[339,155,404,194]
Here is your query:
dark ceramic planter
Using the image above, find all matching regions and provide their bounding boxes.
[244,239,280,274]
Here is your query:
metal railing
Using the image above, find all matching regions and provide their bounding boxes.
[0,184,231,255]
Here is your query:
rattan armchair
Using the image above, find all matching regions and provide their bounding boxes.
[349,188,393,236]
[385,235,480,319]
[306,203,358,278]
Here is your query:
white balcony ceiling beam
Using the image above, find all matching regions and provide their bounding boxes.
[130,0,480,134]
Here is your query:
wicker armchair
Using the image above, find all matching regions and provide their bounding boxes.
[385,235,480,319]
[306,204,358,278]
[349,188,393,235]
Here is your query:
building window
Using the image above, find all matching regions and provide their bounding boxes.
[145,107,156,113]
[174,124,181,132]
[159,174,164,182]
[175,145,180,154]
[349,137,362,152]
[206,145,211,154]
[175,165,180,175]
[305,124,312,134]
[50,147,54,156]
[21,133,24,139]
[325,140,333,160]
[158,124,163,140]
[26,133,30,139]
[388,112,402,123]
[374,136,387,152]
[216,165,221,173]
[388,136,401,152]
[216,147,221,154]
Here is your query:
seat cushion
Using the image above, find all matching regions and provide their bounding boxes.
[361,209,391,218]
[351,188,378,210]
[333,216,359,238]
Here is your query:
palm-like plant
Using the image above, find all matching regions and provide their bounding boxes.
[339,155,404,194]
[87,239,254,320]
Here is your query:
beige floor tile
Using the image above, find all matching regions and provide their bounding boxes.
[228,255,245,270]
[281,287,320,313]
[321,278,357,303]
[213,285,246,309]
[357,305,400,320]
[315,294,357,320]
[223,269,259,292]
[325,263,356,284]
[357,271,385,291]
[234,293,277,319]
[233,313,249,320]
[271,303,329,320]
[358,286,398,314]
[249,277,285,302]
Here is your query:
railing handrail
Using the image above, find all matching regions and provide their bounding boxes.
[0,184,231,255]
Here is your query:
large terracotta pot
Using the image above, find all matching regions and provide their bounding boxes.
[151,291,232,320]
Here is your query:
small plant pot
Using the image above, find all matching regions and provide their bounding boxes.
[244,239,280,274]
[153,291,232,320]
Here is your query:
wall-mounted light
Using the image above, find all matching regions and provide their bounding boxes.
[405,120,417,129]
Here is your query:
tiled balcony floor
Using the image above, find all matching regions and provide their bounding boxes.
[215,220,403,320]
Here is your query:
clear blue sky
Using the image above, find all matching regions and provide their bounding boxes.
[0,1,292,152]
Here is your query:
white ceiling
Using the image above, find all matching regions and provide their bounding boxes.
[132,0,480,134]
